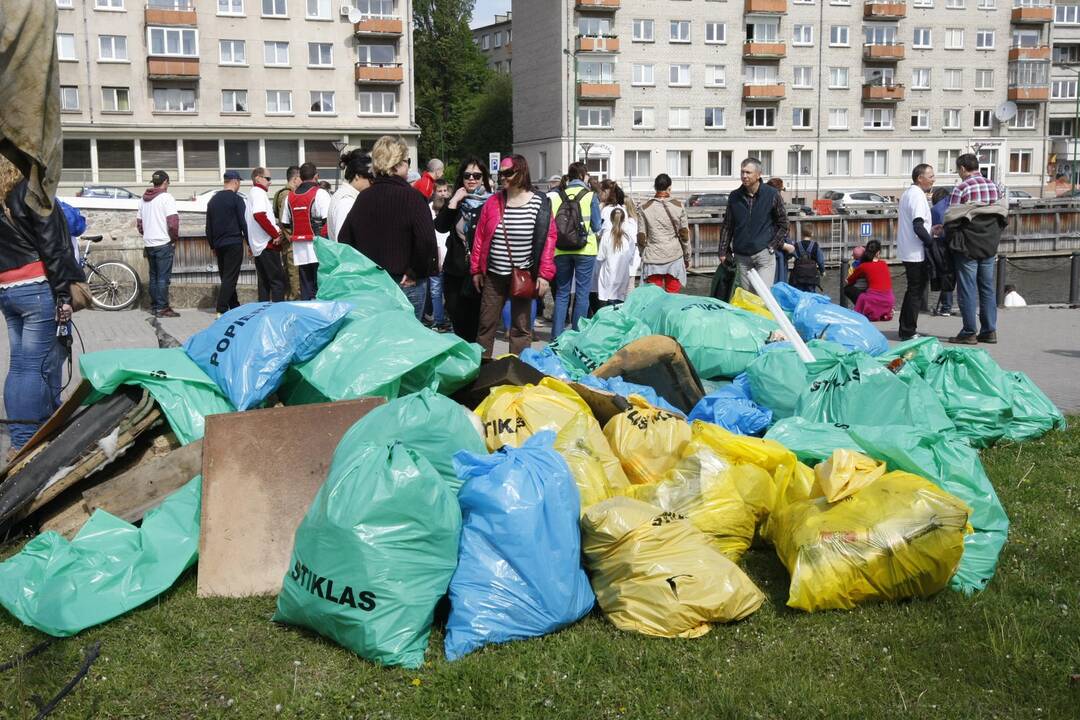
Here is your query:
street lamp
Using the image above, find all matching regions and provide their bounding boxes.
[580,141,594,173]
[331,140,347,190]
[790,143,804,204]
[414,105,445,163]
[563,48,579,169]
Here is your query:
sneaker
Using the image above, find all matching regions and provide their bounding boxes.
[947,334,978,345]
[156,307,181,318]
[977,332,998,344]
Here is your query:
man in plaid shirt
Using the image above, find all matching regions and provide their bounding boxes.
[949,161,1002,206]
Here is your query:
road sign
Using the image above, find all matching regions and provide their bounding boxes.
[489,152,500,174]
[860,222,872,238]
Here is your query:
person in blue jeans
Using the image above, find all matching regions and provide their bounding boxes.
[952,254,997,341]
[549,162,601,339]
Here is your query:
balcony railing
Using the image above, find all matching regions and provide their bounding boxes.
[577,82,620,99]
[147,57,199,79]
[353,16,404,36]
[744,0,787,13]
[1009,44,1052,60]
[743,41,786,58]
[743,82,785,100]
[864,1,906,19]
[576,35,620,52]
[1011,4,1053,23]
[863,42,905,60]
[575,0,620,9]
[354,62,404,84]
[862,82,905,102]
[1009,85,1050,101]
[145,0,196,25]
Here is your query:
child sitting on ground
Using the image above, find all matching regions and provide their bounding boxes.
[845,240,895,322]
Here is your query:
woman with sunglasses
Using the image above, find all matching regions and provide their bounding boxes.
[433,158,492,342]
[470,155,557,357]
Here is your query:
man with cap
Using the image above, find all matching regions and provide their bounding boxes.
[205,170,249,315]
[245,167,286,302]
[136,170,180,317]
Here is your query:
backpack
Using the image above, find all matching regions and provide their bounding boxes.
[554,187,591,251]
[791,241,820,288]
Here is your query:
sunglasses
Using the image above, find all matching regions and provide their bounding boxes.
[462,172,483,180]
[498,169,516,179]
[260,175,273,181]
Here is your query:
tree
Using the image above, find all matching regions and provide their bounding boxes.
[457,73,513,161]
[412,0,491,167]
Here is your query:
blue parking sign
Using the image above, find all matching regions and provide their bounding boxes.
[860,222,872,238]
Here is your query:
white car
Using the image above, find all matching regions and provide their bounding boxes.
[820,190,892,215]
[190,188,249,210]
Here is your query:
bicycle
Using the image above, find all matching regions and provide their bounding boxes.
[78,235,141,311]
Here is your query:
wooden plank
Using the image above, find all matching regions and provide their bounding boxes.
[80,440,203,522]
[2,381,93,477]
[197,398,385,598]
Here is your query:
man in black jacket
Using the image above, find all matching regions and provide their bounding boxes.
[205,170,248,315]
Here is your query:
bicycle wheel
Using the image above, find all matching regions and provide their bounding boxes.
[87,261,141,310]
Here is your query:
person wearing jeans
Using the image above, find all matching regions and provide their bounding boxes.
[1,284,63,449]
[144,243,175,316]
[717,159,791,294]
[952,254,997,341]
[402,279,430,323]
[137,170,180,317]
[549,162,601,339]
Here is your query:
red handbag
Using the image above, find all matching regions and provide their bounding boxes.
[499,195,537,299]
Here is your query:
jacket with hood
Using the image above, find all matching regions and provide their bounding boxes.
[943,200,1007,260]
[0,179,84,302]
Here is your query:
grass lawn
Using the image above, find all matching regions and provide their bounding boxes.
[2,420,1078,720]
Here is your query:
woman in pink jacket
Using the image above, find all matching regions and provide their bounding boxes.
[470,155,557,357]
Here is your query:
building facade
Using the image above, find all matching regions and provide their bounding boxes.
[54,0,417,194]
[1049,2,1080,187]
[513,0,1062,197]
[473,11,513,74]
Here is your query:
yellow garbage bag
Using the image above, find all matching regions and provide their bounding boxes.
[730,287,774,320]
[554,412,631,511]
[627,439,773,561]
[581,497,765,638]
[773,471,971,612]
[813,448,886,502]
[603,397,691,485]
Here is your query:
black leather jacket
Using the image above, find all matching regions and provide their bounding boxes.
[0,181,84,302]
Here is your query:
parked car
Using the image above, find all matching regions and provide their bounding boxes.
[1007,189,1034,207]
[76,185,138,200]
[820,190,891,215]
[191,188,248,210]
[687,193,729,208]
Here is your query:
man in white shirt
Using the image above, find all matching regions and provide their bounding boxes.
[280,163,331,300]
[245,166,285,302]
[897,163,934,340]
[327,150,372,242]
[136,170,180,317]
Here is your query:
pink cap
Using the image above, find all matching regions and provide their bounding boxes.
[498,157,514,170]
[852,245,865,259]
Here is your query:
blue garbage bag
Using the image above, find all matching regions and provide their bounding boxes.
[445,432,595,660]
[574,374,684,416]
[688,387,773,436]
[520,346,572,380]
[771,283,889,356]
[183,301,352,410]
[57,199,86,238]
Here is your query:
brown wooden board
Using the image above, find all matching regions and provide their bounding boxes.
[197,398,385,598]
[592,335,705,414]
[2,381,92,479]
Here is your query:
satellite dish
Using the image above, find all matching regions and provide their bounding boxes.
[347,7,364,24]
[995,101,1018,122]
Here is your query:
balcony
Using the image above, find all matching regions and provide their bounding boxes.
[864,1,906,19]
[862,82,905,102]
[743,82,785,100]
[744,0,787,13]
[575,0,620,9]
[577,82,620,99]
[743,41,786,59]
[147,57,199,79]
[354,63,404,84]
[576,35,620,53]
[1009,85,1050,101]
[1011,5,1053,24]
[1009,44,1051,61]
[863,43,905,61]
[353,17,404,37]
[145,0,196,26]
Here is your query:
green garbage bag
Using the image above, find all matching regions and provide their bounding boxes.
[283,310,480,405]
[765,418,1008,594]
[878,336,944,379]
[0,475,201,637]
[314,237,413,311]
[550,304,652,378]
[744,340,847,420]
[794,351,955,434]
[1008,371,1067,439]
[273,439,461,669]
[80,348,235,444]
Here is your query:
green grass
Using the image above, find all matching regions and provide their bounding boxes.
[2,421,1079,720]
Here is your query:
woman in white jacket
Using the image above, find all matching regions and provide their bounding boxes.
[595,205,639,308]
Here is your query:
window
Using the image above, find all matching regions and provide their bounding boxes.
[744,65,779,84]
[863,107,894,129]
[1010,149,1033,173]
[669,21,690,43]
[306,0,330,19]
[864,150,888,176]
[912,68,930,89]
[309,90,335,114]
[60,86,79,111]
[793,25,813,46]
[945,0,964,6]
[976,29,995,49]
[792,107,812,128]
[632,64,654,85]
[746,150,773,174]
[829,67,849,88]
[939,149,961,170]
[266,89,292,113]
[57,0,74,7]
[222,89,248,113]
[359,90,396,115]
[579,107,612,128]
[669,64,690,86]
[978,0,995,7]
[826,150,850,176]
[632,107,655,128]
[864,25,897,46]
[787,149,812,176]
[220,39,246,64]
[308,42,333,67]
[95,0,123,8]
[666,150,692,177]
[98,35,128,61]
[264,41,290,66]
[1053,79,1078,99]
[354,0,394,18]
[945,28,964,49]
[481,34,490,50]
[152,87,195,112]
[580,61,615,84]
[1057,4,1080,24]
[864,67,895,86]
[578,17,612,37]
[705,22,726,44]
[632,19,654,41]
[1054,45,1080,63]
[745,107,777,128]
[943,108,961,129]
[708,151,734,176]
[973,109,992,129]
[1013,29,1041,48]
[828,108,848,129]
[829,25,849,46]
[746,20,780,42]
[668,107,690,129]
[705,65,726,87]
[793,66,813,88]
[148,27,198,57]
[705,107,725,129]
[944,68,962,90]
[101,86,129,112]
[218,0,244,14]
[624,150,651,178]
[911,109,930,129]
[975,69,993,90]
[913,0,933,6]
[1050,118,1075,137]
[902,149,926,167]
[1011,60,1048,86]
[357,44,395,66]
[262,0,287,16]
[57,33,77,60]
[1009,106,1038,129]
[913,27,931,48]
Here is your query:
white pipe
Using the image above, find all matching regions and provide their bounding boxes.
[746,268,815,364]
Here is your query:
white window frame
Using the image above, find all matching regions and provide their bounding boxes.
[632,106,655,129]
[707,150,735,178]
[829,25,850,47]
[912,67,930,89]
[666,150,692,177]
[669,20,691,43]
[147,27,199,58]
[1009,107,1037,129]
[793,25,814,46]
[152,87,196,113]
[309,90,336,115]
[705,22,726,44]
[219,39,246,65]
[975,69,993,90]
[262,0,287,18]
[308,42,333,67]
[353,0,395,19]
[913,28,932,49]
[828,107,849,129]
[624,150,652,179]
[669,64,690,87]
[221,89,249,113]
[829,66,849,88]
[863,107,895,129]
[632,63,655,86]
[56,0,74,7]
[912,0,933,6]
[704,107,725,129]
[1009,149,1033,173]
[792,107,812,129]
[826,149,850,176]
[787,149,812,176]
[943,108,961,129]
[632,19,654,42]
[265,89,293,114]
[973,109,993,129]
[217,0,244,16]
[1057,4,1080,24]
[864,149,889,176]
[911,108,930,130]
[745,107,777,129]
[668,107,691,130]
[579,106,613,128]
[976,29,995,49]
[901,149,927,168]
[945,28,964,50]
[264,41,290,67]
[943,68,963,90]
[1052,79,1078,99]
[305,0,331,20]
[358,90,396,116]
[945,0,965,7]
[94,0,124,10]
[793,66,813,88]
[977,0,996,7]
[60,86,79,111]
[101,86,130,112]
[705,64,726,87]
[98,35,128,62]
[57,33,77,61]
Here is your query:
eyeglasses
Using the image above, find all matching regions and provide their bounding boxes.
[462,172,483,181]
[498,169,516,179]
[261,175,273,181]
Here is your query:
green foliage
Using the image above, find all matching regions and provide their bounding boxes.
[457,73,513,162]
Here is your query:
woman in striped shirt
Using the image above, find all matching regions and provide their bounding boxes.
[470,155,557,357]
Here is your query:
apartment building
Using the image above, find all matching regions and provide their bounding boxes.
[512,0,1056,197]
[473,12,513,74]
[1050,2,1080,185]
[54,0,417,194]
